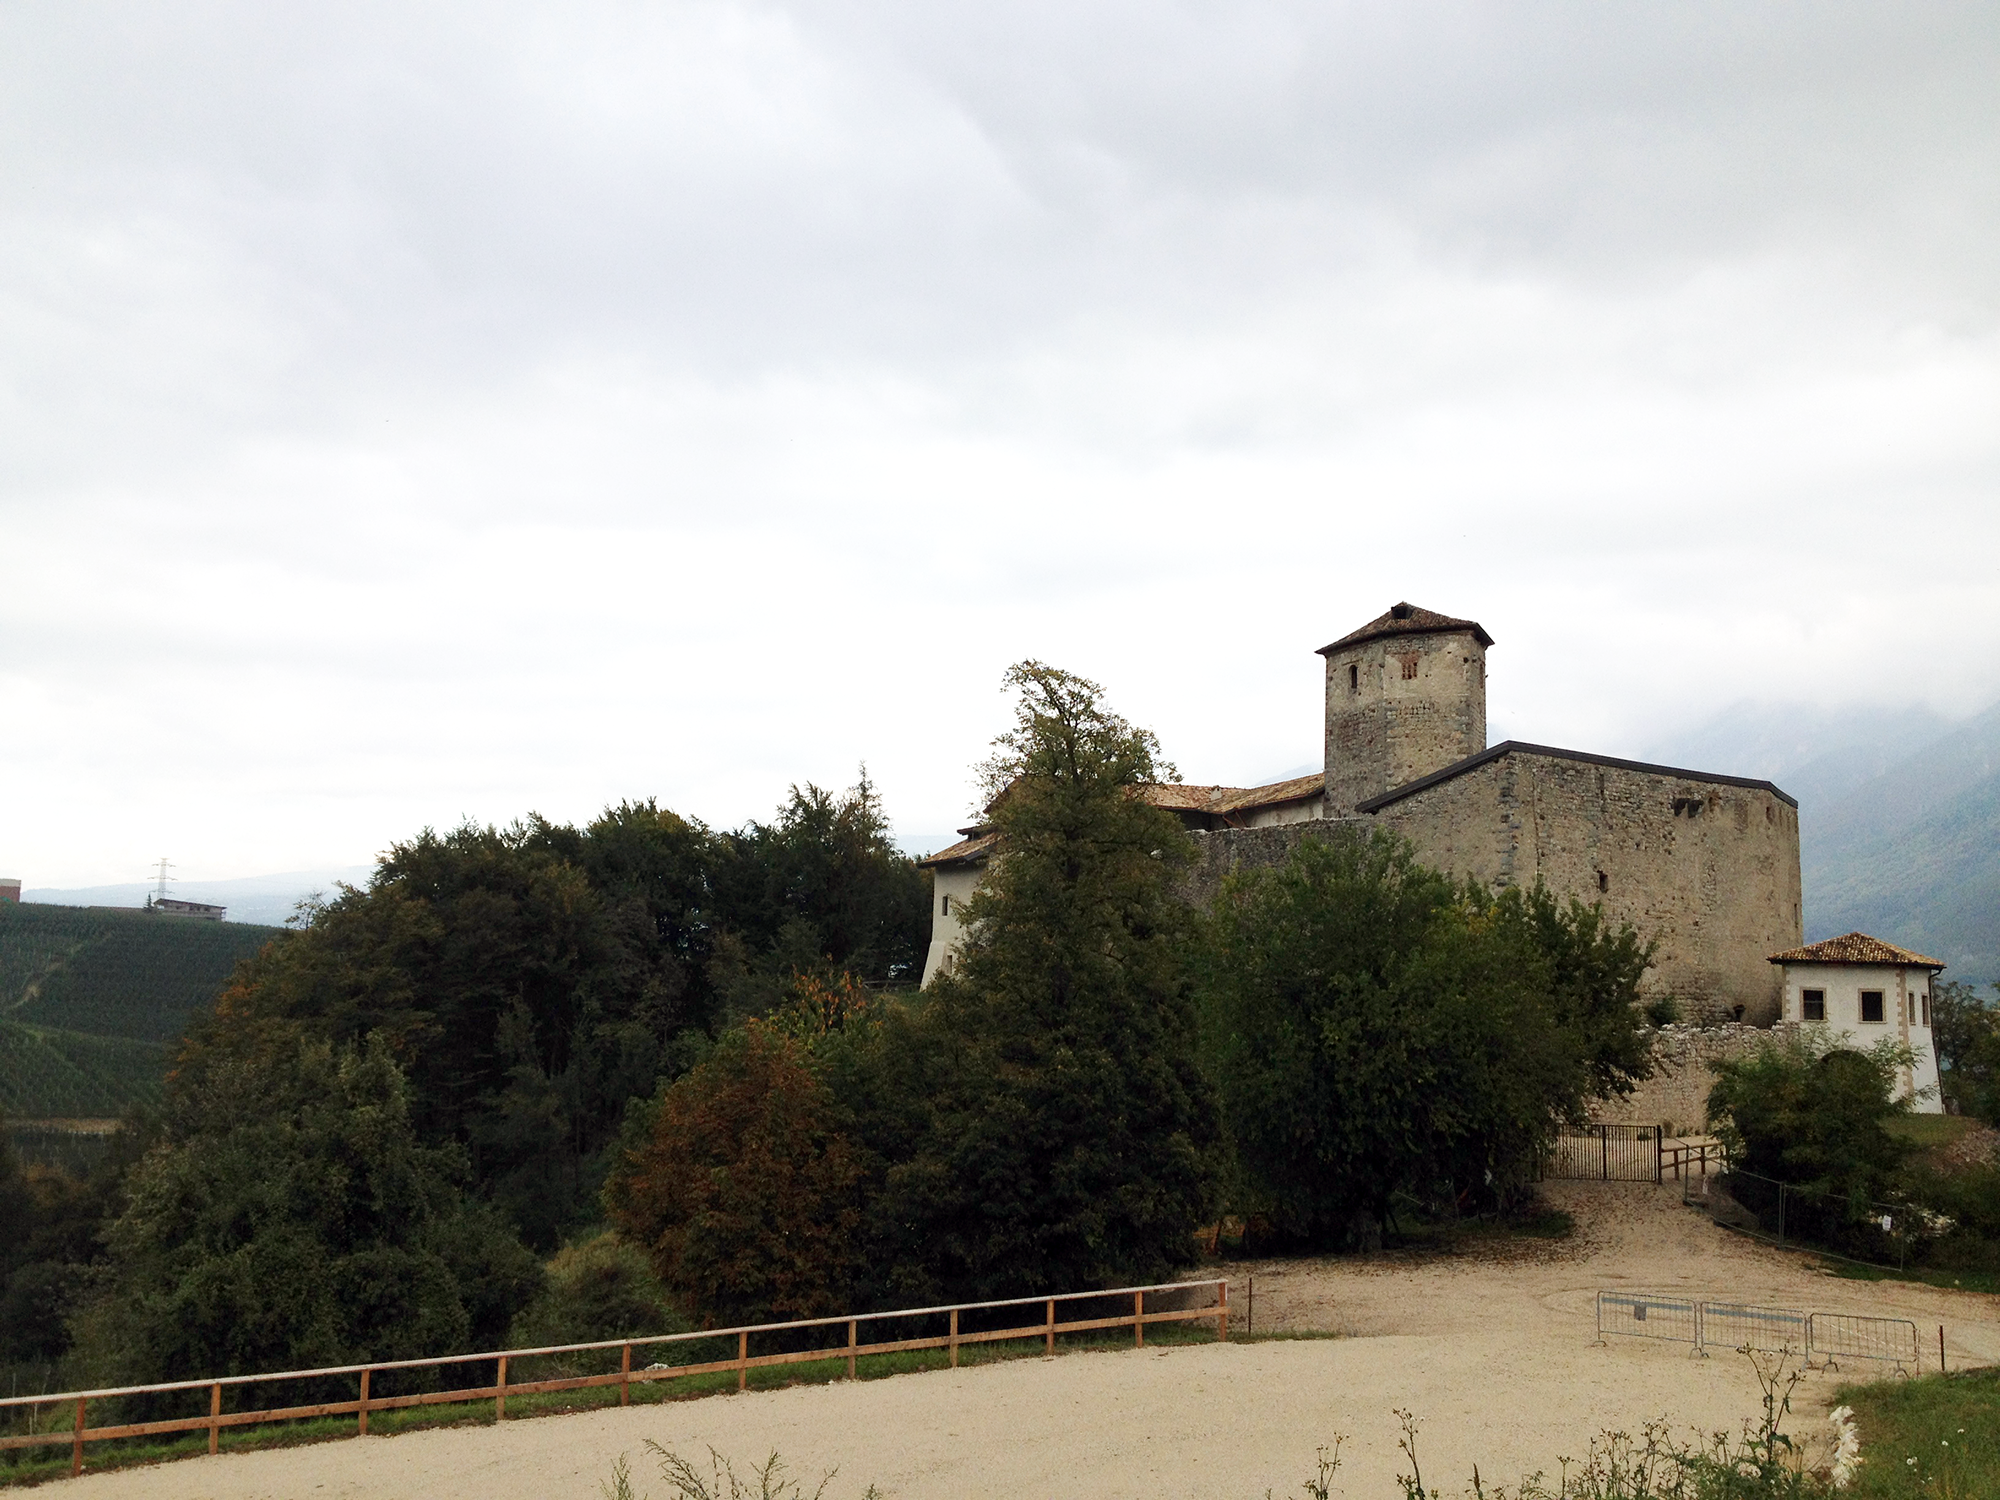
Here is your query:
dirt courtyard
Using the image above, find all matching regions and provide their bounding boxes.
[50,1183,2000,1500]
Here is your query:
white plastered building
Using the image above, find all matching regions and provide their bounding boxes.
[1767,932,1945,1114]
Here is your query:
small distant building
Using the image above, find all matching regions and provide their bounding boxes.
[1768,932,1944,1114]
[151,896,227,921]
[0,878,20,904]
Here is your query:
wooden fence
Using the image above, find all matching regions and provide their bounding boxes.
[0,1278,1228,1478]
[1662,1140,1727,1179]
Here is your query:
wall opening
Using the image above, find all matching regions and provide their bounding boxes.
[1801,988,1825,1021]
[1860,990,1885,1024]
[1348,663,1358,692]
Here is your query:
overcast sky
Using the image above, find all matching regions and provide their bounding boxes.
[3,1,1997,888]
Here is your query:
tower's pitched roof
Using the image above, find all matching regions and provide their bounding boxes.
[1317,602,1493,656]
[1767,933,1945,969]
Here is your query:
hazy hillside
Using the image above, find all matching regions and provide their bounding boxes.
[0,903,284,1117]
[1649,699,2000,985]
[1803,702,2000,983]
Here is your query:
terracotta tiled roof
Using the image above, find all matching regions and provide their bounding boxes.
[1767,933,1945,969]
[1211,772,1324,814]
[916,831,1001,869]
[1135,783,1238,811]
[1317,602,1493,655]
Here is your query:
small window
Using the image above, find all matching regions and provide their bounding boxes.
[1349,663,1358,691]
[1801,989,1825,1021]
[1860,990,1885,1024]
[1921,992,1931,1026]
[1400,655,1419,680]
[1596,870,1609,893]
[940,894,951,915]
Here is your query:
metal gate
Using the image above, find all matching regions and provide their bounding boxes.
[1548,1124,1662,1183]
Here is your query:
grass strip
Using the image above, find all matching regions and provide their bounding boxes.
[1835,1365,2000,1498]
[1821,1258,2000,1298]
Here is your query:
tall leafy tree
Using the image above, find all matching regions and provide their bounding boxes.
[605,1023,863,1327]
[708,773,931,1020]
[1198,829,1652,1244]
[856,662,1224,1302]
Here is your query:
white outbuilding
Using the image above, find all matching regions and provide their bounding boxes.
[1767,933,1945,1114]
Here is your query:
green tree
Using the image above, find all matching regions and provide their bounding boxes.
[708,773,932,1021]
[189,788,931,1248]
[74,1033,541,1387]
[605,1023,863,1327]
[1931,979,2000,1123]
[0,1112,144,1363]
[854,662,1224,1302]
[1199,829,1630,1244]
[1493,884,1656,1103]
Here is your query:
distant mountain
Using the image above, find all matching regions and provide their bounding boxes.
[1649,700,2000,986]
[23,866,373,927]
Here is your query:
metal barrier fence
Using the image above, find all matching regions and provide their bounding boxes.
[1549,1124,1662,1182]
[1807,1313,1920,1371]
[1596,1292,1699,1349]
[1700,1301,1809,1356]
[0,1278,1228,1477]
[1594,1292,1920,1371]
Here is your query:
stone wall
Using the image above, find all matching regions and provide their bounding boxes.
[1365,749,1802,1022]
[1181,819,1367,907]
[1588,1023,1791,1133]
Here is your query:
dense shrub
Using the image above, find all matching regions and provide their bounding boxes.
[1707,1030,1914,1255]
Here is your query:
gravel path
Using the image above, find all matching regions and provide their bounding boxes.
[48,1182,2000,1500]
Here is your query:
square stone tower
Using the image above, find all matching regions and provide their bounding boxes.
[1319,602,1491,812]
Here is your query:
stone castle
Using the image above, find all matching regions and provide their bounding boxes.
[923,602,1804,1023]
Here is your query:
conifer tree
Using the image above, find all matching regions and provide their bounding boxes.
[865,662,1223,1300]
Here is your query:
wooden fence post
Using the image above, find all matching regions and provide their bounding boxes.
[495,1356,507,1421]
[1216,1281,1227,1342]
[738,1332,748,1392]
[1045,1300,1055,1356]
[209,1382,221,1455]
[621,1344,631,1407]
[849,1319,859,1379]
[72,1397,84,1477]
[1134,1291,1144,1348]
[358,1368,371,1435]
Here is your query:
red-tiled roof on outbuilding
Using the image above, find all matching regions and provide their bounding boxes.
[1767,932,1945,969]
